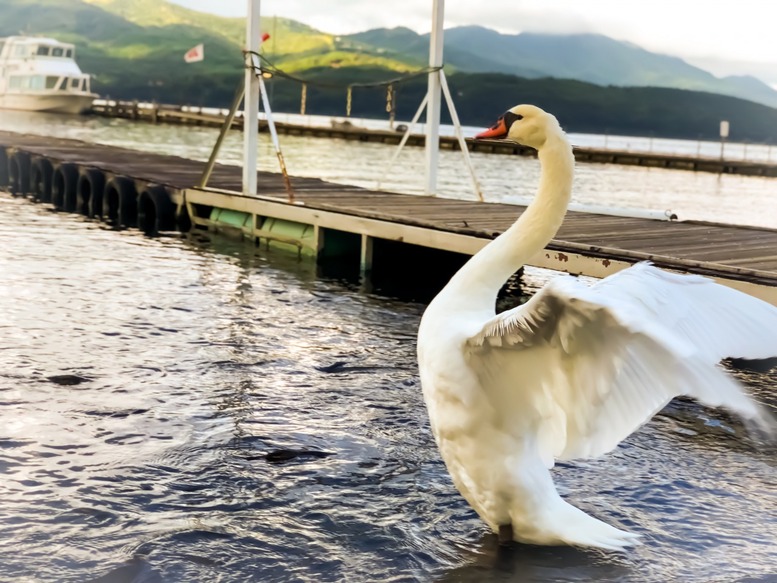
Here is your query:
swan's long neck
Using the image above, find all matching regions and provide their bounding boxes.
[436,132,574,313]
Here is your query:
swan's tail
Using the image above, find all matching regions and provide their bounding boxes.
[554,499,639,551]
[511,495,640,551]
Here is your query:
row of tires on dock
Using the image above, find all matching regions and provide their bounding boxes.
[0,148,186,235]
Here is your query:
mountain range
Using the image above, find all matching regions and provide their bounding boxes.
[339,26,777,109]
[1,0,776,142]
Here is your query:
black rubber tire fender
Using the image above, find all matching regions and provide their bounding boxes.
[102,176,138,227]
[8,150,31,196]
[0,147,9,189]
[137,184,176,235]
[30,157,54,203]
[52,163,79,211]
[76,168,106,217]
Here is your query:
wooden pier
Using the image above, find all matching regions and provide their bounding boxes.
[1,129,777,305]
[88,99,777,178]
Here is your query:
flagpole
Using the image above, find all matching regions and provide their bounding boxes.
[243,0,261,196]
[424,0,444,196]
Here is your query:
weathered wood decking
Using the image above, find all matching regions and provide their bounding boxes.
[2,130,777,303]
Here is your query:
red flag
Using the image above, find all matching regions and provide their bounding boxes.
[261,32,270,43]
[184,43,204,63]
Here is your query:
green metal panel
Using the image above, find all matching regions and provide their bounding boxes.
[262,217,316,257]
[210,208,251,229]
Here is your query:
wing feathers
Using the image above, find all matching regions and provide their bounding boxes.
[465,263,777,464]
[594,262,777,362]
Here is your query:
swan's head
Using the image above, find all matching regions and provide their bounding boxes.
[475,104,562,150]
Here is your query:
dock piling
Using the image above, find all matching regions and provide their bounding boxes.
[360,234,374,277]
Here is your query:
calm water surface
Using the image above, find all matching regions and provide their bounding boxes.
[0,112,776,582]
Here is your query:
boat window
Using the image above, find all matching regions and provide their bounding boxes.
[36,46,50,56]
[69,77,81,90]
[0,41,6,56]
[65,49,73,58]
[46,76,59,89]
[9,75,33,89]
[52,47,64,57]
[13,45,28,57]
[29,75,45,90]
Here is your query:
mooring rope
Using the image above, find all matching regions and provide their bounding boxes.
[242,51,443,89]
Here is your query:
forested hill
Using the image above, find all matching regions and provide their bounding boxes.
[266,72,777,144]
[1,0,776,143]
[345,26,777,110]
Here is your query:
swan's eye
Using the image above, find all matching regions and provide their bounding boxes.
[503,111,523,130]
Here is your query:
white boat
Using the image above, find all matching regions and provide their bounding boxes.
[0,36,98,114]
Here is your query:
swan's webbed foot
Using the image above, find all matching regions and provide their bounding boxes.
[498,523,513,546]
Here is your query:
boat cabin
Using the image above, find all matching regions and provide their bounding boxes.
[0,36,93,95]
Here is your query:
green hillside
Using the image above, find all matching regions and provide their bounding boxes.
[0,0,421,104]
[264,72,777,144]
[1,0,776,143]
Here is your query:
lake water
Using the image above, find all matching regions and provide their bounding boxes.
[0,111,775,582]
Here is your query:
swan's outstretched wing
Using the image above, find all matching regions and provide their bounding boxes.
[465,263,777,464]
[592,262,777,363]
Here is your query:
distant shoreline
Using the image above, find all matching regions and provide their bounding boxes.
[83,98,777,175]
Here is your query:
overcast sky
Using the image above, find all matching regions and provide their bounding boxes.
[169,0,777,82]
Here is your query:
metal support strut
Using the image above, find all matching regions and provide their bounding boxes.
[200,18,295,202]
[379,0,483,202]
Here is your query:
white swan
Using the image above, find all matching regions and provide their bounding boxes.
[416,104,777,551]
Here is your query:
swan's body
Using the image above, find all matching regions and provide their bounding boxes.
[417,104,777,551]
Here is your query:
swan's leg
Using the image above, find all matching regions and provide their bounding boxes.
[498,523,513,545]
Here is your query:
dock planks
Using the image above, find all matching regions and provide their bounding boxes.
[1,130,777,300]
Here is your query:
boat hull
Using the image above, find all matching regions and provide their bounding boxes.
[0,92,97,114]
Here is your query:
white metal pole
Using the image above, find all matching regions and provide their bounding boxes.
[258,75,295,202]
[377,93,428,190]
[439,70,483,202]
[243,0,261,196]
[424,0,444,196]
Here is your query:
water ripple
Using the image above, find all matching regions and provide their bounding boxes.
[0,190,775,582]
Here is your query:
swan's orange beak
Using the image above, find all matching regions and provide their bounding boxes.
[475,116,508,139]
